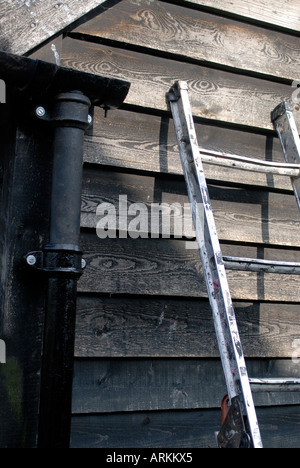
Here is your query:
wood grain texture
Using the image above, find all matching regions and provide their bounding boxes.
[184,0,300,33]
[70,409,224,448]
[0,0,106,54]
[77,233,300,302]
[0,117,52,447]
[70,406,300,448]
[84,108,294,191]
[81,166,300,246]
[72,358,300,413]
[75,295,300,358]
[73,0,300,81]
[61,37,300,130]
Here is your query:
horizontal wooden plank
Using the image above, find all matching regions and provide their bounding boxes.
[75,295,300,358]
[71,406,300,448]
[70,409,223,448]
[85,108,293,191]
[0,0,106,55]
[184,0,300,33]
[73,0,300,81]
[81,166,300,246]
[78,234,300,301]
[61,37,300,130]
[72,358,300,413]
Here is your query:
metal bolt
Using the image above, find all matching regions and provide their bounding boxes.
[26,255,37,266]
[36,106,46,118]
[81,258,86,269]
[88,115,93,125]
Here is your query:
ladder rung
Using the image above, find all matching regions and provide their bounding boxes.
[223,256,300,275]
[199,148,300,177]
[250,378,300,393]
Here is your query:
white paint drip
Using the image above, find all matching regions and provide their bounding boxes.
[51,43,60,66]
[165,10,182,36]
[157,311,164,327]
[168,320,177,339]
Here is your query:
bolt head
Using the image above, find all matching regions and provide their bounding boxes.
[81,258,87,269]
[27,255,37,266]
[35,106,46,118]
[88,115,93,125]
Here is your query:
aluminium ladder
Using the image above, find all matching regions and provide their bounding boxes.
[167,81,300,449]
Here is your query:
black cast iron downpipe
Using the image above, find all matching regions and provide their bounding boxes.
[0,51,130,448]
[37,91,91,448]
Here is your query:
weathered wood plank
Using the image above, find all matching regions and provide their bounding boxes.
[77,234,300,302]
[73,0,300,81]
[183,0,300,33]
[85,108,293,191]
[72,358,300,413]
[0,0,107,55]
[81,166,300,246]
[61,37,300,130]
[71,406,300,448]
[70,409,222,448]
[0,113,52,447]
[75,295,300,357]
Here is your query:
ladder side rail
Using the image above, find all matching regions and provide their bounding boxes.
[168,84,237,401]
[272,102,300,209]
[168,81,263,449]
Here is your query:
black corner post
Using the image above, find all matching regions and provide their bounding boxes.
[0,51,130,448]
[37,91,91,448]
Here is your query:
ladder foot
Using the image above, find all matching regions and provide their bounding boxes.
[217,396,252,449]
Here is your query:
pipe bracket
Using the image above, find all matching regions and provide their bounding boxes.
[24,244,85,279]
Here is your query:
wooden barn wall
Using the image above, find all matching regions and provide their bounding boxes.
[30,0,300,448]
[0,0,108,55]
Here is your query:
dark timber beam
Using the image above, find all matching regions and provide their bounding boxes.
[0,51,130,448]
